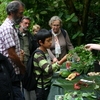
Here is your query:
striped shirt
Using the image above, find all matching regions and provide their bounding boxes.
[0,18,20,74]
[33,51,60,88]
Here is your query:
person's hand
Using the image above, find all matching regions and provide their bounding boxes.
[53,57,58,63]
[20,50,25,61]
[85,44,94,51]
[57,54,72,65]
[76,57,80,61]
[61,54,71,63]
[85,43,100,51]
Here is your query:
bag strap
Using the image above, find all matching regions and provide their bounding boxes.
[33,49,46,59]
[49,28,66,39]
[61,28,66,38]
[26,49,46,77]
[33,49,46,89]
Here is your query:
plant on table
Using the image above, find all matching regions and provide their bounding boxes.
[67,45,96,74]
[63,91,97,100]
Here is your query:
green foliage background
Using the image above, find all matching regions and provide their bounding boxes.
[0,0,100,47]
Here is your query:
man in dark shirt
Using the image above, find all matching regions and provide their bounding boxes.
[18,16,37,100]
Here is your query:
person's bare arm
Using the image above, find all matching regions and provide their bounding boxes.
[85,44,100,51]
[8,47,25,74]
[57,54,69,65]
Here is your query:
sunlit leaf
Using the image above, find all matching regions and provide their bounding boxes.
[40,11,48,14]
[94,84,99,89]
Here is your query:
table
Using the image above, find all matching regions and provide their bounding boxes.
[47,73,64,100]
[47,70,100,100]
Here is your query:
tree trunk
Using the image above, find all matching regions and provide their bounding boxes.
[64,0,92,45]
[64,0,77,14]
[81,0,91,42]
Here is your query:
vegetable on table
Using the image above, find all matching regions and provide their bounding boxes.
[66,72,80,81]
[59,71,71,78]
[74,81,88,90]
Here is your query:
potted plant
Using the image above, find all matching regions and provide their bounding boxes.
[67,45,97,74]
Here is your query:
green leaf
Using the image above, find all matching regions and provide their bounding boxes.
[82,93,90,97]
[63,91,96,100]
[75,97,83,100]
[58,12,64,18]
[94,84,99,89]
[71,16,78,22]
[66,94,72,100]
[72,31,84,39]
[67,23,72,28]
[40,11,47,14]
[65,13,75,22]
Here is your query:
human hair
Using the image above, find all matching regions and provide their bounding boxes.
[21,16,31,22]
[32,24,40,31]
[49,16,62,27]
[6,0,25,15]
[36,29,52,45]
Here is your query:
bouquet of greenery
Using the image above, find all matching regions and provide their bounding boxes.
[67,45,96,74]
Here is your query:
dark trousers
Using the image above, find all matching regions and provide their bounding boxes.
[35,86,50,100]
[12,82,24,100]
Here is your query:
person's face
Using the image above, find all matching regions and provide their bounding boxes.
[41,37,52,49]
[33,28,40,34]
[12,5,24,25]
[20,19,30,31]
[51,20,61,33]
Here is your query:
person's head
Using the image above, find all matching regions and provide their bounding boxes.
[6,0,25,25]
[36,29,52,49]
[32,24,40,34]
[49,16,62,33]
[19,16,31,32]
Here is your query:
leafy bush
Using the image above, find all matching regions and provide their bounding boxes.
[67,45,96,74]
[0,1,7,25]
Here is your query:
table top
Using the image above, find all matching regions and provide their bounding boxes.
[47,70,100,100]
